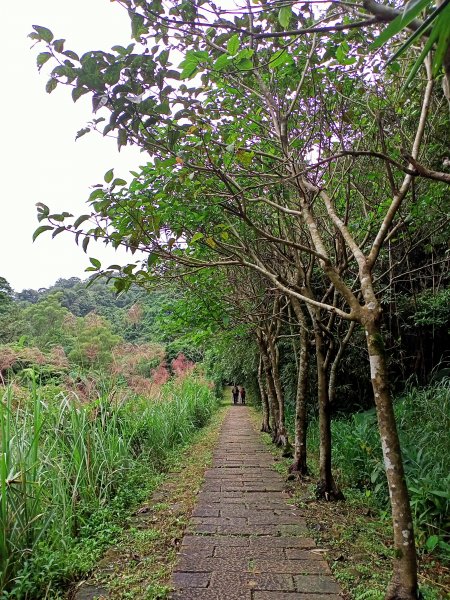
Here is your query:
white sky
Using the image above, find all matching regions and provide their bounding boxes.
[1,1,145,292]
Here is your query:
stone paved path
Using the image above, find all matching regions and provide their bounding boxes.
[170,406,342,600]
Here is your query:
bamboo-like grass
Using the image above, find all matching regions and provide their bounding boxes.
[0,374,217,596]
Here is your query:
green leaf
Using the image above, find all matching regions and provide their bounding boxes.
[387,61,401,74]
[130,11,147,40]
[179,55,199,79]
[155,101,171,115]
[46,78,58,94]
[82,237,90,253]
[167,129,180,149]
[32,225,53,242]
[236,58,253,70]
[278,6,292,29]
[191,232,204,242]
[425,535,439,551]
[64,50,79,61]
[429,490,450,498]
[165,69,180,80]
[236,149,254,167]
[73,214,91,229]
[36,203,50,222]
[123,263,137,274]
[32,25,54,43]
[114,277,127,292]
[432,6,450,76]
[75,127,90,141]
[112,178,127,186]
[72,87,89,102]
[159,49,170,66]
[104,169,114,184]
[89,189,105,202]
[227,34,240,55]
[104,64,122,85]
[214,54,229,71]
[53,39,65,53]
[117,128,127,150]
[386,6,440,67]
[89,257,101,269]
[268,49,294,70]
[370,0,429,49]
[400,29,438,90]
[147,253,158,266]
[52,226,66,238]
[37,52,52,70]
[112,45,128,55]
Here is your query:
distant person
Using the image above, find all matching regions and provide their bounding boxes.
[240,386,246,405]
[232,385,239,405]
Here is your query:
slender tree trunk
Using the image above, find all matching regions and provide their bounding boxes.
[328,321,356,404]
[290,298,309,475]
[267,335,291,453]
[259,338,280,440]
[365,317,417,600]
[314,323,343,500]
[266,367,280,441]
[258,355,271,433]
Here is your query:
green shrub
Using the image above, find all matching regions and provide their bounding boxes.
[306,381,450,557]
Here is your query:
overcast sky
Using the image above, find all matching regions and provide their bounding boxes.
[2,1,144,292]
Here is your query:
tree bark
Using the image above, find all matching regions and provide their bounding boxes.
[258,354,271,433]
[328,321,356,404]
[289,297,309,475]
[314,321,344,500]
[365,315,418,600]
[267,333,292,453]
[259,336,280,440]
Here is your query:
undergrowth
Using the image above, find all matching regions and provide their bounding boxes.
[307,381,450,559]
[260,382,450,599]
[0,374,218,598]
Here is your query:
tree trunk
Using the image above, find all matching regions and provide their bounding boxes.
[314,323,343,500]
[289,298,309,475]
[328,321,356,404]
[266,366,280,442]
[365,317,417,600]
[258,355,271,433]
[259,337,280,440]
[267,335,291,454]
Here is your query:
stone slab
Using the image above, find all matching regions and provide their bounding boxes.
[171,406,341,600]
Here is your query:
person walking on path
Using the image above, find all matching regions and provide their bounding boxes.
[239,386,246,405]
[232,385,239,405]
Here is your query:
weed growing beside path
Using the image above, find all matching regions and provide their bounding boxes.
[0,375,218,598]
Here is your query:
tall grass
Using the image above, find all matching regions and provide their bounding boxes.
[305,381,450,555]
[0,374,217,598]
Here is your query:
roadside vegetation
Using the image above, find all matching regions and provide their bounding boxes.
[303,382,450,598]
[0,374,217,598]
[253,382,449,599]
